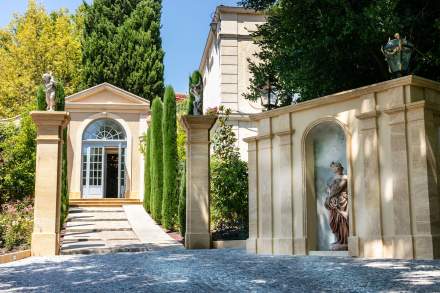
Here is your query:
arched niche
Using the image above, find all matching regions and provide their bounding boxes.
[304,120,350,252]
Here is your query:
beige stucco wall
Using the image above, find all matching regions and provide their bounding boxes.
[246,76,440,259]
[65,84,149,200]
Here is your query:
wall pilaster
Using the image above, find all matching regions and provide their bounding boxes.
[407,102,440,258]
[384,105,414,258]
[356,110,384,257]
[245,137,258,253]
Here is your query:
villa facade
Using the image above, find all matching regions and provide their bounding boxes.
[200,6,266,159]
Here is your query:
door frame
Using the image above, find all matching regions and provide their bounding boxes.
[81,141,127,199]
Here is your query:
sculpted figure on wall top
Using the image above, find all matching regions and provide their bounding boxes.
[43,72,56,111]
[325,161,349,251]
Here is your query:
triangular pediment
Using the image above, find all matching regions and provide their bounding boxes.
[66,83,149,106]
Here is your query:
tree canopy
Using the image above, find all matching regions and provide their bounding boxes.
[82,0,165,102]
[240,0,440,105]
[0,0,82,117]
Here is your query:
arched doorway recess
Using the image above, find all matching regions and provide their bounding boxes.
[304,120,350,252]
[81,118,127,199]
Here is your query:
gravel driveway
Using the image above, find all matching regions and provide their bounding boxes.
[1,248,440,292]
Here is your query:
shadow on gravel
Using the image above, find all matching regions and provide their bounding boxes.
[0,249,440,292]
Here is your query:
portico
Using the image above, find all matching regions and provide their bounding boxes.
[65,83,149,201]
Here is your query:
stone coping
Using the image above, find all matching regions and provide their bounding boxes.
[212,240,246,249]
[180,115,218,131]
[0,250,31,264]
[250,75,440,121]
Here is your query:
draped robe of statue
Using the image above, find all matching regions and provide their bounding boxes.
[324,164,349,249]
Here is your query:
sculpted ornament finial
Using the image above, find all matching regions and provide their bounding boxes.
[42,72,56,111]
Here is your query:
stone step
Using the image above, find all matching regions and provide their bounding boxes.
[67,217,128,222]
[67,212,128,221]
[61,244,149,255]
[63,230,139,242]
[64,227,133,233]
[69,207,125,213]
[65,221,132,230]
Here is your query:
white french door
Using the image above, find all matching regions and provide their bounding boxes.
[81,143,126,199]
[83,146,104,199]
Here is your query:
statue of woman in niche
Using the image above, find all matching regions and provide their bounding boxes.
[324,161,349,250]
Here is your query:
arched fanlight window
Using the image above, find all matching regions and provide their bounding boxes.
[83,119,126,141]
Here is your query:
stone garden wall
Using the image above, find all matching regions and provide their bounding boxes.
[245,75,440,259]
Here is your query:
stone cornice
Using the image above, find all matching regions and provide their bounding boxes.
[249,76,440,121]
[66,103,149,113]
[180,115,218,131]
[31,111,70,127]
[356,110,380,120]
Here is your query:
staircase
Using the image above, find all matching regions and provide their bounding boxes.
[61,200,148,255]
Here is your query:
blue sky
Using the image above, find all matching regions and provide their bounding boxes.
[0,0,238,93]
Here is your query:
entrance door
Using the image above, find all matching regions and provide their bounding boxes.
[105,151,119,198]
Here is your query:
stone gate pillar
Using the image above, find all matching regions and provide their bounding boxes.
[181,115,217,249]
[31,111,70,256]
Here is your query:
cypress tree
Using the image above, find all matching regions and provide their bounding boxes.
[150,98,163,222]
[149,127,154,213]
[178,165,186,237]
[54,83,69,225]
[82,0,164,101]
[36,86,46,110]
[161,86,177,230]
[143,128,151,212]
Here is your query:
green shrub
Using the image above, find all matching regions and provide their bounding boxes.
[0,198,33,251]
[210,156,248,240]
[210,107,249,240]
[162,86,178,230]
[142,128,152,212]
[178,162,186,237]
[150,98,163,222]
[0,112,36,204]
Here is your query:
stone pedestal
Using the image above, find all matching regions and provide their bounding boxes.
[181,115,217,249]
[31,111,70,256]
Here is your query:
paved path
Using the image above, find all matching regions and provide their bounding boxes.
[1,248,440,292]
[123,205,182,251]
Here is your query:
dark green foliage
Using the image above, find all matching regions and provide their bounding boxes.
[0,113,36,204]
[186,75,194,115]
[238,0,275,10]
[82,0,164,102]
[178,162,186,237]
[150,98,163,222]
[161,86,178,230]
[36,86,46,111]
[186,71,202,115]
[142,128,151,212]
[60,128,68,225]
[149,128,154,212]
[241,0,440,106]
[53,82,69,225]
[55,83,65,111]
[210,108,248,239]
[210,157,248,240]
